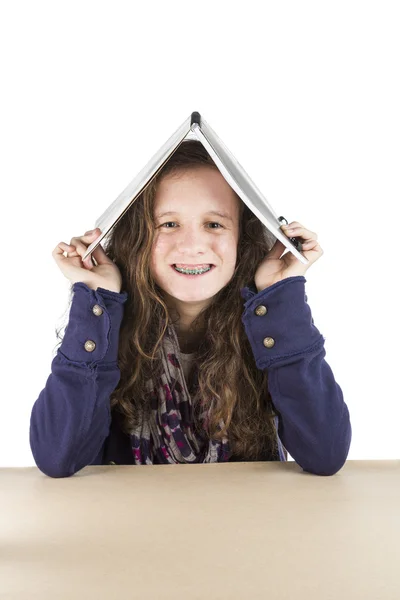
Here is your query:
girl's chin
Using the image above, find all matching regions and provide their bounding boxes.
[161,282,222,303]
[165,290,216,303]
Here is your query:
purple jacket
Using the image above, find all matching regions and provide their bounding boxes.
[30,276,351,478]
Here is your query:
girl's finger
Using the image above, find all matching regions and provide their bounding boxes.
[282,224,317,240]
[70,231,97,247]
[53,242,75,258]
[302,240,318,248]
[69,240,89,257]
[303,242,324,257]
[282,222,303,231]
[62,239,93,269]
[83,227,100,238]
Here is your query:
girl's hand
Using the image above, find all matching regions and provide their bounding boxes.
[52,228,123,293]
[254,221,323,291]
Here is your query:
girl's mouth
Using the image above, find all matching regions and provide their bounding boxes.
[171,264,216,278]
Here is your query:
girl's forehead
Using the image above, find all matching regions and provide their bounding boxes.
[154,173,240,215]
[156,167,234,195]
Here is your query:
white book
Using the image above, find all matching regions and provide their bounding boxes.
[83,111,307,265]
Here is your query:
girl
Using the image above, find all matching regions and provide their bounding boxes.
[30,140,351,477]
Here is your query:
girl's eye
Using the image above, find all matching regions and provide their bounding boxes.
[160,222,223,229]
[208,222,223,229]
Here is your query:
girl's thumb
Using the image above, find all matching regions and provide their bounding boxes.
[91,242,113,265]
[268,238,285,258]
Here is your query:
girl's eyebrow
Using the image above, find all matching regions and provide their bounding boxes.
[156,210,233,222]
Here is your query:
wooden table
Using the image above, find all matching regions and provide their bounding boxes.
[1,460,399,599]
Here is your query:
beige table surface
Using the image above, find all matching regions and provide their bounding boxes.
[1,460,399,600]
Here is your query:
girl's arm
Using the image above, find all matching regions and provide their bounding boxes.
[241,275,352,476]
[29,282,128,478]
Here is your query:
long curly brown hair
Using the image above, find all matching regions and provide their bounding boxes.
[57,140,281,460]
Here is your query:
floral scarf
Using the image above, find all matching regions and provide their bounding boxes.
[129,322,231,464]
[129,321,286,464]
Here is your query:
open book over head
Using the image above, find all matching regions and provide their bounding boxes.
[82,111,308,265]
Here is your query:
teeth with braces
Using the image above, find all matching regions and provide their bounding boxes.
[174,265,211,275]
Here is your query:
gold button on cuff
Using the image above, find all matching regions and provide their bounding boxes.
[108,461,116,465]
[263,337,275,348]
[255,305,268,316]
[84,340,96,352]
[92,304,103,316]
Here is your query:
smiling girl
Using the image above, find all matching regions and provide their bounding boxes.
[30,140,351,476]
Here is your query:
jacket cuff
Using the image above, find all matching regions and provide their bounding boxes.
[241,276,324,369]
[58,282,128,365]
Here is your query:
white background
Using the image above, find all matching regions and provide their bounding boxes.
[1,1,399,467]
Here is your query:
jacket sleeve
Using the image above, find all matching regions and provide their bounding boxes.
[29,282,128,478]
[240,276,352,476]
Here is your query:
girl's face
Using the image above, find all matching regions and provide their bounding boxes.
[150,165,240,310]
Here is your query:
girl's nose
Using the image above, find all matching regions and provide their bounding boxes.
[175,227,208,252]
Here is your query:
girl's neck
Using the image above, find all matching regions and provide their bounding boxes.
[176,330,202,354]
